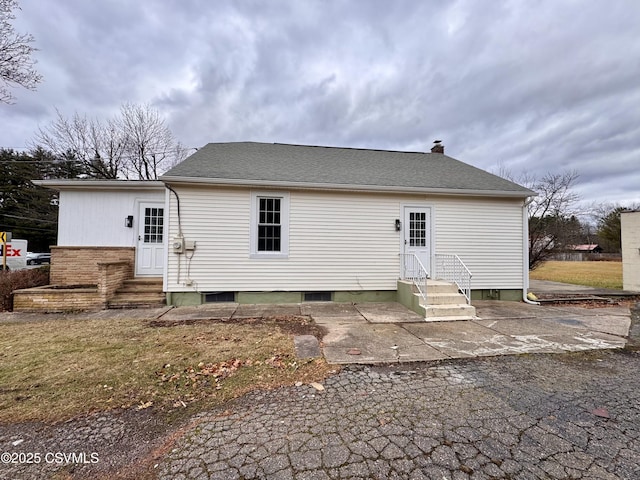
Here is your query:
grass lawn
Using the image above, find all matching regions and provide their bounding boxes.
[530,261,623,289]
[0,316,333,423]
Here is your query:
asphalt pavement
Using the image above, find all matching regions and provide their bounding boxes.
[1,282,638,479]
[158,350,640,479]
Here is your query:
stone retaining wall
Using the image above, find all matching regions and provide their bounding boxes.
[51,246,135,286]
[13,286,102,312]
[13,247,137,312]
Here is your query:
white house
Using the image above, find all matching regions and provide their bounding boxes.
[30,142,535,314]
[160,142,535,307]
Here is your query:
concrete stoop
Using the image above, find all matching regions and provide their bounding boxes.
[398,279,476,321]
[422,279,476,321]
[423,305,477,322]
[108,278,165,309]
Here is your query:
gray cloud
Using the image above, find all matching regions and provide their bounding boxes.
[3,0,639,207]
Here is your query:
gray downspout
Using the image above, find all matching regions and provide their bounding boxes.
[523,197,540,305]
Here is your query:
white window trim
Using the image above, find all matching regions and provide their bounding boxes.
[250,191,290,259]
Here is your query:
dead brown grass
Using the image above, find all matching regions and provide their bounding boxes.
[530,261,623,289]
[0,316,334,423]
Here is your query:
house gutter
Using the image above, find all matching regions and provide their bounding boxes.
[32,179,165,190]
[159,176,534,199]
[522,196,540,305]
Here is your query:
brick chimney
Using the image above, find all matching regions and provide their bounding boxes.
[431,140,444,154]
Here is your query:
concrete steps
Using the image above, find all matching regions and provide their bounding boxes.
[108,278,165,309]
[424,304,477,321]
[400,279,476,321]
[420,280,476,321]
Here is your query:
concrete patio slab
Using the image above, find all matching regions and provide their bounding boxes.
[232,304,302,318]
[395,340,450,363]
[315,297,633,364]
[473,318,579,336]
[402,321,521,358]
[322,323,445,364]
[312,315,368,325]
[300,302,361,317]
[550,305,632,317]
[512,332,627,352]
[232,304,269,318]
[473,301,539,319]
[355,302,424,323]
[260,305,302,317]
[556,314,631,337]
[160,303,237,321]
[502,304,632,337]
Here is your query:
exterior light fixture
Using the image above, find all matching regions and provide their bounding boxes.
[125,215,134,228]
[395,219,401,231]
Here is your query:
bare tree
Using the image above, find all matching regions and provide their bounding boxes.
[496,167,581,270]
[34,110,125,178]
[33,104,185,179]
[0,0,42,103]
[117,103,185,180]
[526,171,581,269]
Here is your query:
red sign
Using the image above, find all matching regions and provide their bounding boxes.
[0,244,22,257]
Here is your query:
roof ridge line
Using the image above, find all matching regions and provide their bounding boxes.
[270,142,428,155]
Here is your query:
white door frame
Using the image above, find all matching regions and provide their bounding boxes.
[401,204,434,277]
[135,201,166,277]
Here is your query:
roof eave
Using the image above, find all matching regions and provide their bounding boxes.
[33,179,166,191]
[160,176,535,198]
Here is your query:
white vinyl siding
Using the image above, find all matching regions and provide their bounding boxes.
[165,186,525,292]
[434,197,525,289]
[57,189,165,246]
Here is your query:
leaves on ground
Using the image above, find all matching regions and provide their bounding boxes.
[153,353,304,407]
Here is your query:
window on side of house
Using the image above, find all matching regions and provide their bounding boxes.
[250,192,290,258]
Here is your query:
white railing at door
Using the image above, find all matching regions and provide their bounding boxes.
[399,253,429,304]
[434,254,472,304]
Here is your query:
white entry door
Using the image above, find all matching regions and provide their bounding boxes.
[403,206,432,277]
[136,202,165,276]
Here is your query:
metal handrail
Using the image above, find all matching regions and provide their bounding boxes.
[435,254,472,304]
[399,253,429,304]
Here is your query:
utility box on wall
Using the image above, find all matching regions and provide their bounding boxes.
[621,211,640,292]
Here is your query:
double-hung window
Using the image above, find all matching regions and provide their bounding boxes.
[250,192,289,258]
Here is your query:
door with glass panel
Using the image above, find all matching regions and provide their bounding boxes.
[402,206,431,277]
[136,202,165,276]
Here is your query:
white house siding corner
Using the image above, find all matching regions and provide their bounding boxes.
[164,185,526,304]
[36,180,168,285]
[621,211,640,292]
[57,188,165,247]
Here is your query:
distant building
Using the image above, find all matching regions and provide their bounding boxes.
[621,211,640,292]
[569,244,603,253]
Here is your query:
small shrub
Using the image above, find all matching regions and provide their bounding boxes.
[0,267,50,311]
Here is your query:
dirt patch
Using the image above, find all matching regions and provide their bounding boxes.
[149,314,328,339]
[536,294,639,309]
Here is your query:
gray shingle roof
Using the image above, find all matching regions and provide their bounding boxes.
[161,142,534,197]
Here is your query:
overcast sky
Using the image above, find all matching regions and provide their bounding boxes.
[3,0,640,210]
